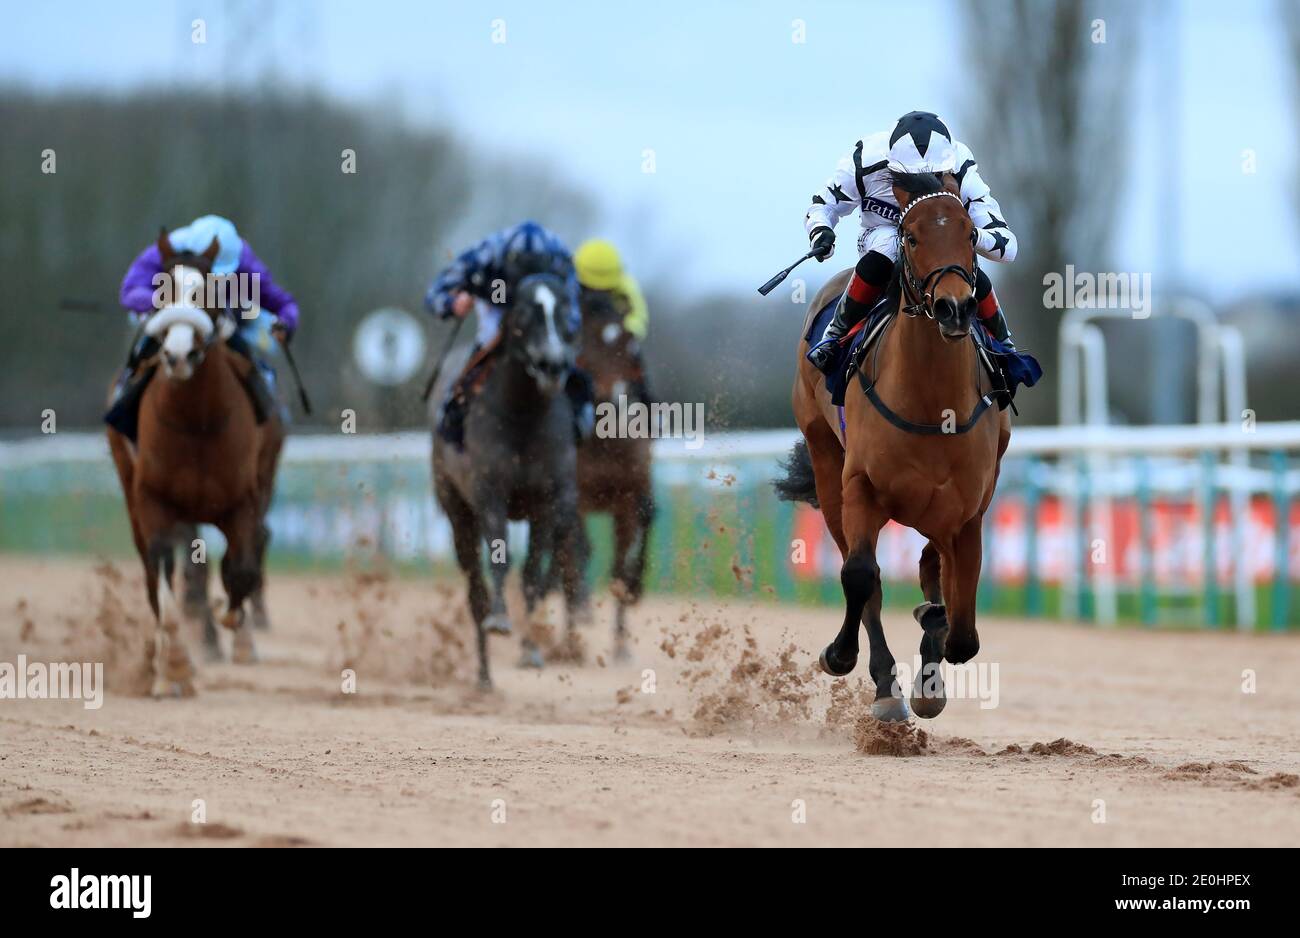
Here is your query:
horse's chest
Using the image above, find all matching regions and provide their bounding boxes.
[136,440,255,515]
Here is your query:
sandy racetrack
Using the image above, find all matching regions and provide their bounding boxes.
[1,555,1297,847]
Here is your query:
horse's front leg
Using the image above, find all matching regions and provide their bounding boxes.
[218,499,263,665]
[472,493,512,632]
[135,502,196,698]
[521,510,552,620]
[911,540,950,718]
[553,487,590,636]
[940,517,984,665]
[819,474,904,720]
[179,522,222,662]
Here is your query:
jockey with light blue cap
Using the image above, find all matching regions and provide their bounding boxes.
[107,215,300,438]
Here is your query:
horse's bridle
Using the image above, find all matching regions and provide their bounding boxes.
[897,190,979,320]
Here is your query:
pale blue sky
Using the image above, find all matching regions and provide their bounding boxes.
[4,0,1298,302]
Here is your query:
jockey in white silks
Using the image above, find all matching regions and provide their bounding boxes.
[803,111,1019,375]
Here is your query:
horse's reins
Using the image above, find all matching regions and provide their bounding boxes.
[855,190,993,436]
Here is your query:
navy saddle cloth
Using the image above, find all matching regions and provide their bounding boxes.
[805,295,1043,408]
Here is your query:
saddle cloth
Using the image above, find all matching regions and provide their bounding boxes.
[805,294,1042,408]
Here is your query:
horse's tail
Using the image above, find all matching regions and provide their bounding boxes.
[772,437,820,509]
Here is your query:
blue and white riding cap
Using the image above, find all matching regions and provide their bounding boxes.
[886,111,957,175]
[167,215,243,274]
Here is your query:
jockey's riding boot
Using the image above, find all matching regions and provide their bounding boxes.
[223,334,274,424]
[439,346,484,448]
[104,335,161,441]
[806,291,855,375]
[110,334,161,401]
[440,393,467,447]
[566,369,596,443]
[984,306,1017,352]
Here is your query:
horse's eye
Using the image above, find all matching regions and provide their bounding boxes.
[906,233,917,248]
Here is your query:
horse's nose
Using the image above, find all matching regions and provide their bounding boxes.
[936,295,975,338]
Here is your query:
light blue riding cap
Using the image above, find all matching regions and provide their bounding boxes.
[168,215,243,274]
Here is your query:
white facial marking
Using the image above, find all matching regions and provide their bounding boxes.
[162,323,196,377]
[602,323,622,345]
[174,264,205,308]
[535,284,564,359]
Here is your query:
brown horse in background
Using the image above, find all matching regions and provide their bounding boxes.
[107,230,272,696]
[568,289,655,661]
[777,173,1010,722]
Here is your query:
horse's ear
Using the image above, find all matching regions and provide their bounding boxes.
[201,236,220,264]
[940,172,961,196]
[157,227,173,261]
[891,185,912,212]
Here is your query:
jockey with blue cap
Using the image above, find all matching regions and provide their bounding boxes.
[425,220,593,445]
[108,215,299,437]
[803,111,1020,375]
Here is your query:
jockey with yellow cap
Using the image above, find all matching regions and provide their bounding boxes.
[574,240,648,339]
[573,239,653,402]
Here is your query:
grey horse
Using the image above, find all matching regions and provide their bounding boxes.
[430,273,586,689]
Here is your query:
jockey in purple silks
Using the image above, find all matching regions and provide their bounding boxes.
[107,215,299,438]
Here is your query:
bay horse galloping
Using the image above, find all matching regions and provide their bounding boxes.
[569,289,655,661]
[107,230,271,696]
[430,274,586,689]
[777,172,1010,722]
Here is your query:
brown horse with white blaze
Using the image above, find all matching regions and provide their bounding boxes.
[107,229,270,696]
[778,171,1010,722]
[572,289,655,660]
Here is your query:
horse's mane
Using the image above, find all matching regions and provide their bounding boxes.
[889,170,947,197]
[164,251,212,272]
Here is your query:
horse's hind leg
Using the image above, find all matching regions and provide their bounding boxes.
[179,523,222,662]
[218,502,262,665]
[911,540,950,718]
[248,522,272,632]
[251,414,285,633]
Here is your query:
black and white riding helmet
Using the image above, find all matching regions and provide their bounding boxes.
[887,111,957,175]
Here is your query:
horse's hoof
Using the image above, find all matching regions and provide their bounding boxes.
[870,696,910,723]
[818,645,857,677]
[944,632,980,665]
[612,643,632,665]
[484,613,512,636]
[202,642,223,663]
[251,612,271,632]
[518,646,545,669]
[231,643,258,665]
[476,676,494,692]
[570,604,594,629]
[151,679,195,699]
[909,693,946,719]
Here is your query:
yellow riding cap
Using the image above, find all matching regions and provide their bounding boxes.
[575,239,648,338]
[574,239,624,290]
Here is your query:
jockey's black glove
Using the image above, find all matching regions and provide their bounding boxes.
[809,227,835,262]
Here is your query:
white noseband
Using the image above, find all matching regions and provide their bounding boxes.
[144,305,215,340]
